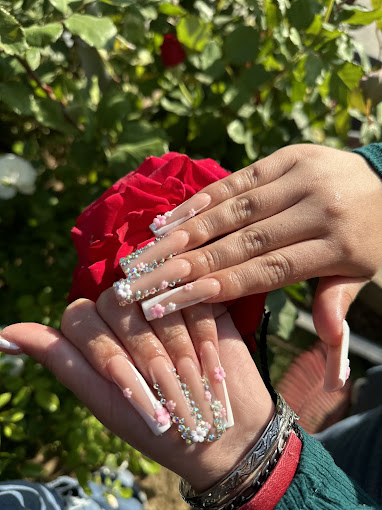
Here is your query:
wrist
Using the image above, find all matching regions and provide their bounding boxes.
[182,394,274,491]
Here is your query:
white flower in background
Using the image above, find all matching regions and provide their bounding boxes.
[0,154,37,200]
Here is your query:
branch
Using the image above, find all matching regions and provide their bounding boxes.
[14,55,84,132]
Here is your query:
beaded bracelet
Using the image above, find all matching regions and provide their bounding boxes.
[179,393,298,510]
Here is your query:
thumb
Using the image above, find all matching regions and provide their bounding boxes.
[312,276,368,392]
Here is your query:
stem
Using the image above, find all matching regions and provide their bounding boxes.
[324,0,335,23]
[14,55,84,131]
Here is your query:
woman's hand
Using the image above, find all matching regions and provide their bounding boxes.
[116,144,382,361]
[0,296,273,492]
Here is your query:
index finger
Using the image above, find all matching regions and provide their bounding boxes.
[149,146,299,238]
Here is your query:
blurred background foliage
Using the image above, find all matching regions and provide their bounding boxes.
[0,0,381,488]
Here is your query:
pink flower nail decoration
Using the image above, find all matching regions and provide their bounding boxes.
[205,422,211,430]
[221,407,227,418]
[184,283,193,291]
[188,208,196,218]
[147,241,155,247]
[136,262,146,271]
[204,390,212,401]
[214,366,226,382]
[166,400,176,412]
[123,388,132,399]
[153,215,167,228]
[155,407,170,426]
[160,280,169,290]
[150,303,165,319]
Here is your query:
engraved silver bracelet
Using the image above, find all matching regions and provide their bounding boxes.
[179,393,298,510]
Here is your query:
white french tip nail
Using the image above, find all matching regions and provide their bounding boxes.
[221,379,234,428]
[150,193,211,237]
[141,279,220,321]
[324,319,350,392]
[0,337,21,351]
[126,361,171,436]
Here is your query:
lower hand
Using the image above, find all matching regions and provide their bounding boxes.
[0,295,274,492]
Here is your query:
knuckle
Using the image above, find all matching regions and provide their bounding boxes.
[244,163,260,188]
[239,228,268,259]
[192,214,215,244]
[197,247,222,273]
[61,299,96,335]
[263,253,292,287]
[215,178,237,200]
[231,194,260,223]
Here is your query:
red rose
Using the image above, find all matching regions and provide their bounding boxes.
[160,34,186,68]
[68,152,266,344]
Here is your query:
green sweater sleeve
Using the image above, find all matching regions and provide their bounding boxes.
[353,143,382,179]
[275,428,380,509]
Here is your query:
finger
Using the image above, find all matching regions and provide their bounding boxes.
[173,198,326,282]
[312,276,368,392]
[165,171,304,252]
[0,323,132,440]
[140,237,335,318]
[62,298,173,436]
[149,309,220,430]
[97,290,219,436]
[149,146,300,237]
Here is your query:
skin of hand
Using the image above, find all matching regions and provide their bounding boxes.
[0,296,274,492]
[141,144,382,355]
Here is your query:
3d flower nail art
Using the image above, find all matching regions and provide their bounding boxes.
[123,388,132,399]
[154,406,171,426]
[150,193,211,237]
[150,303,166,319]
[191,426,207,443]
[214,366,226,383]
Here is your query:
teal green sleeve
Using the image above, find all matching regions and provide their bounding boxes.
[275,428,380,510]
[353,143,382,179]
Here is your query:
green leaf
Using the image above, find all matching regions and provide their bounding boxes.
[33,97,75,134]
[227,119,246,144]
[265,289,298,341]
[287,0,321,30]
[49,0,71,14]
[0,409,24,423]
[200,40,222,70]
[65,14,117,49]
[0,8,28,55]
[25,47,40,70]
[240,65,271,92]
[224,26,260,65]
[337,62,364,90]
[24,23,63,48]
[345,8,382,25]
[35,390,60,412]
[158,3,185,16]
[139,457,160,475]
[119,487,133,499]
[0,393,12,410]
[0,82,35,116]
[304,53,323,87]
[176,14,211,52]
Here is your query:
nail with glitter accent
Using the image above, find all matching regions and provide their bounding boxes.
[324,319,351,392]
[119,230,190,278]
[200,342,234,428]
[150,193,211,237]
[107,356,171,435]
[114,258,192,306]
[141,278,220,320]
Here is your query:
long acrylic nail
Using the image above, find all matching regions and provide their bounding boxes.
[114,258,192,306]
[0,336,21,351]
[150,193,211,237]
[324,319,351,393]
[107,356,171,435]
[141,278,221,320]
[119,231,190,278]
[200,342,234,428]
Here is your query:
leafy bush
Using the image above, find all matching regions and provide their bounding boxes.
[0,0,381,486]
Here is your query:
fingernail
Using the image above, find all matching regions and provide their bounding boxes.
[141,278,221,320]
[200,342,234,428]
[119,231,190,278]
[114,258,192,306]
[324,319,350,393]
[150,193,211,237]
[107,356,171,436]
[0,336,21,352]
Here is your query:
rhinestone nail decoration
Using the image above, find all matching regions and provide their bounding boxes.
[152,370,227,446]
